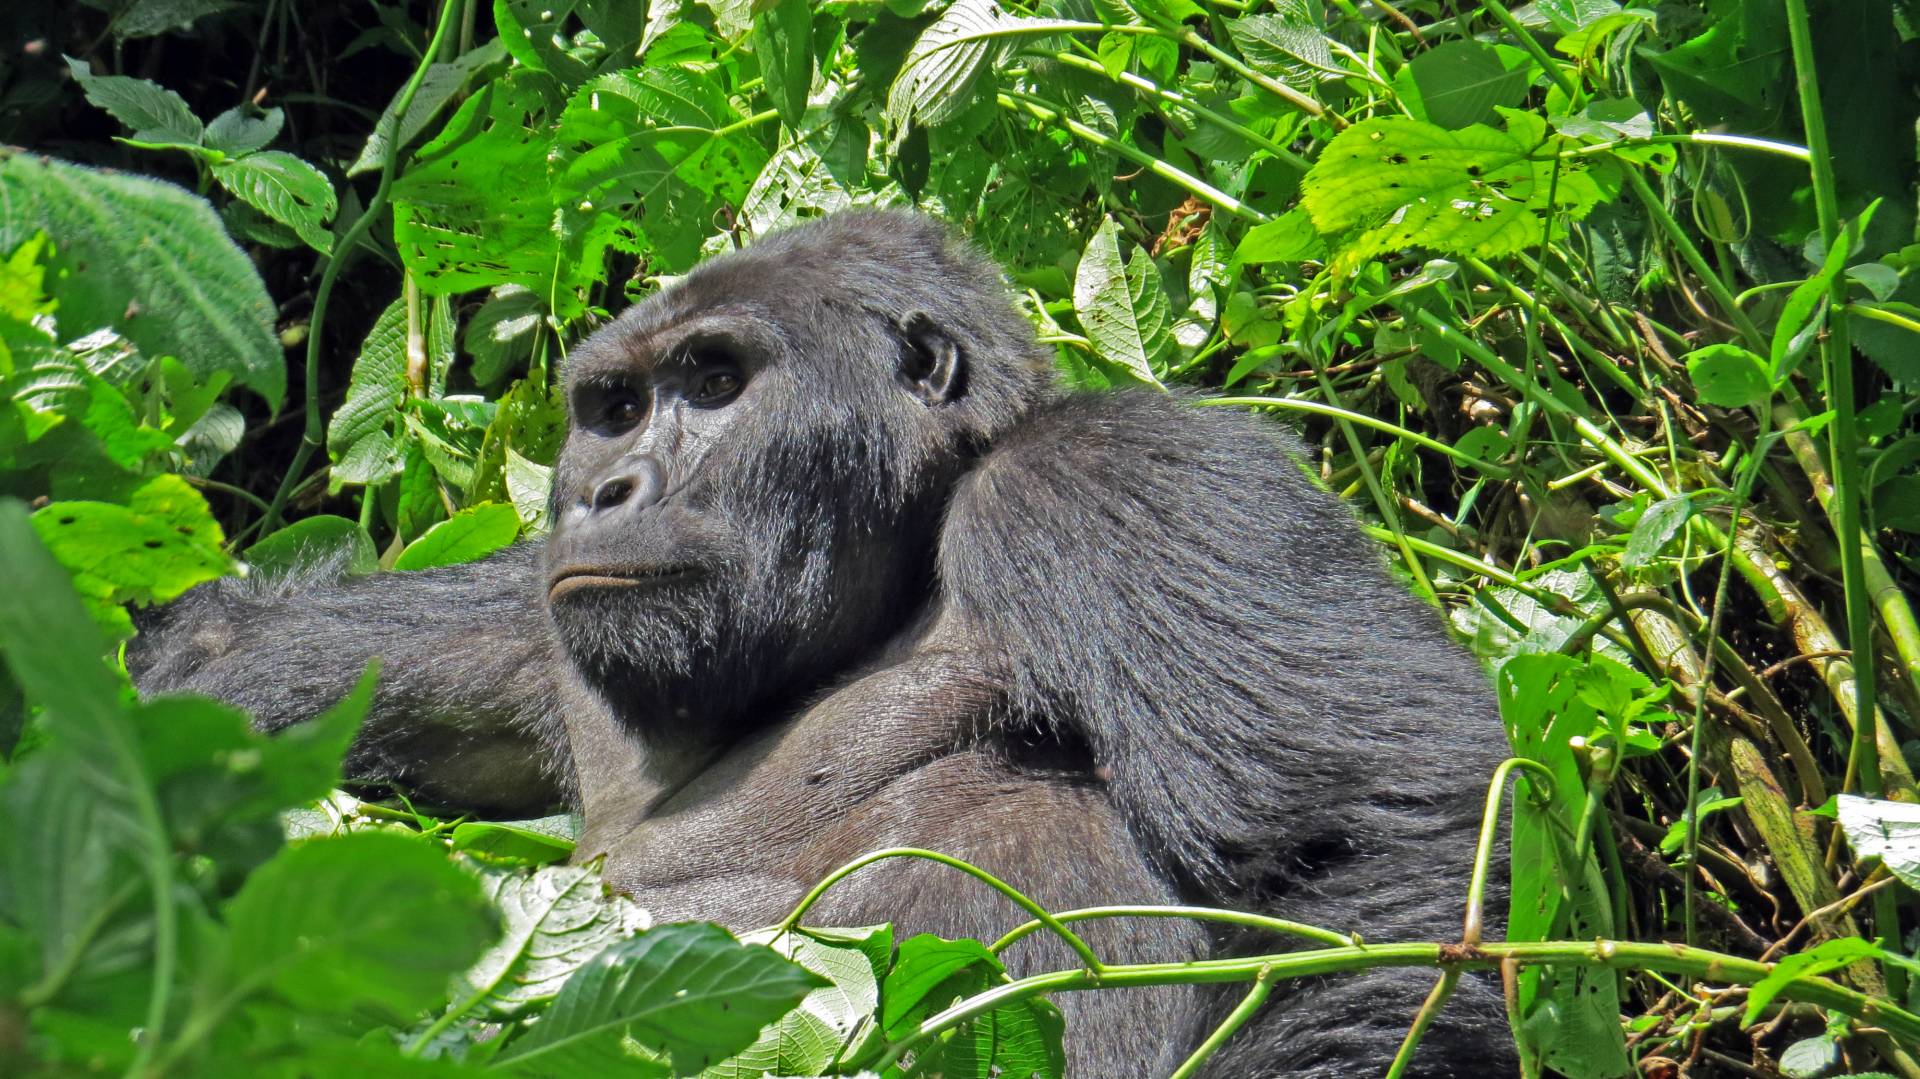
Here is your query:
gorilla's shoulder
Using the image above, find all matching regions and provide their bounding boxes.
[943,389,1367,574]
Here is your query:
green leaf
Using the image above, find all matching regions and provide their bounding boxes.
[887,0,1075,133]
[348,39,509,177]
[1743,937,1885,1024]
[880,934,1066,1079]
[32,474,234,638]
[1836,794,1920,890]
[1621,494,1692,569]
[0,151,284,408]
[1225,12,1333,88]
[245,515,378,577]
[494,923,825,1076]
[753,0,814,126]
[211,151,338,255]
[450,816,578,866]
[1684,343,1771,408]
[392,77,584,313]
[707,925,891,1077]
[203,105,285,156]
[1770,203,1877,383]
[64,57,204,147]
[464,285,545,386]
[454,862,649,1017]
[221,831,496,1017]
[1233,208,1326,265]
[1073,218,1171,386]
[549,66,770,273]
[327,298,408,489]
[99,0,235,41]
[393,502,522,570]
[1396,41,1533,130]
[504,448,553,531]
[1300,116,1622,269]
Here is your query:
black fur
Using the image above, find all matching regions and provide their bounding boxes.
[133,210,1515,1076]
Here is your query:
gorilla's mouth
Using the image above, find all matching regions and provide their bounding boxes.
[548,565,701,599]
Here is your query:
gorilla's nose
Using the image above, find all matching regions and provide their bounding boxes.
[589,456,668,514]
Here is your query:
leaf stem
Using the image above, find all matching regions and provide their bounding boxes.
[1167,964,1276,1079]
[1782,0,1901,1002]
[997,92,1266,221]
[777,847,1106,972]
[262,0,463,533]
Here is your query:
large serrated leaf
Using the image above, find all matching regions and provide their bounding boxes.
[706,925,892,1077]
[1072,218,1171,386]
[211,151,337,254]
[886,0,1078,132]
[1225,12,1334,87]
[327,298,407,489]
[494,923,825,1076]
[550,66,769,272]
[457,863,651,1017]
[1301,116,1621,268]
[64,57,205,147]
[0,151,283,408]
[391,76,581,311]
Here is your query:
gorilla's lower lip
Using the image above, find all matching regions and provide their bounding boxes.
[548,567,699,598]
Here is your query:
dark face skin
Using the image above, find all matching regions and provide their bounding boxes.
[540,299,950,771]
[545,311,768,599]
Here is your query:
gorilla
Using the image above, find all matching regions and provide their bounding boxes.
[133,210,1515,1076]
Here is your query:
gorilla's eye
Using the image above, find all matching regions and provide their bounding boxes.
[691,370,743,405]
[601,392,645,430]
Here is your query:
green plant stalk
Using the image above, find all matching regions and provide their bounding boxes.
[1464,759,1558,947]
[1168,965,1276,1079]
[1386,971,1461,1079]
[1563,132,1811,163]
[1623,168,1769,350]
[1772,397,1920,718]
[262,0,463,533]
[780,847,1105,971]
[1476,0,1577,101]
[1039,51,1313,171]
[1163,26,1332,123]
[992,905,1349,953]
[1782,0,1902,1005]
[1413,307,1918,793]
[875,938,1920,1070]
[1202,396,1511,477]
[1465,258,1642,401]
[997,93,1267,222]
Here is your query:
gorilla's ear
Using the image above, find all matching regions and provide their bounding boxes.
[896,311,964,405]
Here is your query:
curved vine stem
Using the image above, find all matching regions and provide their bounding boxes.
[261,0,463,533]
[1464,758,1557,947]
[992,904,1348,954]
[777,847,1106,973]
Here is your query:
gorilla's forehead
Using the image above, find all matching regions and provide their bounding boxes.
[564,302,790,388]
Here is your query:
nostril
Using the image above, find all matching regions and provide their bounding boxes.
[591,476,635,510]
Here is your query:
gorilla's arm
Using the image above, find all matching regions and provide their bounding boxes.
[940,391,1512,1075]
[130,542,565,814]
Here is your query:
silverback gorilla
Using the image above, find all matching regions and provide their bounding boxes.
[132,210,1515,1076]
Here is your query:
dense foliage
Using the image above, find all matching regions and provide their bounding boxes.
[2,0,1919,1075]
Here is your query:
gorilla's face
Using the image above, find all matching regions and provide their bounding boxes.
[539,212,1053,745]
[542,291,945,742]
